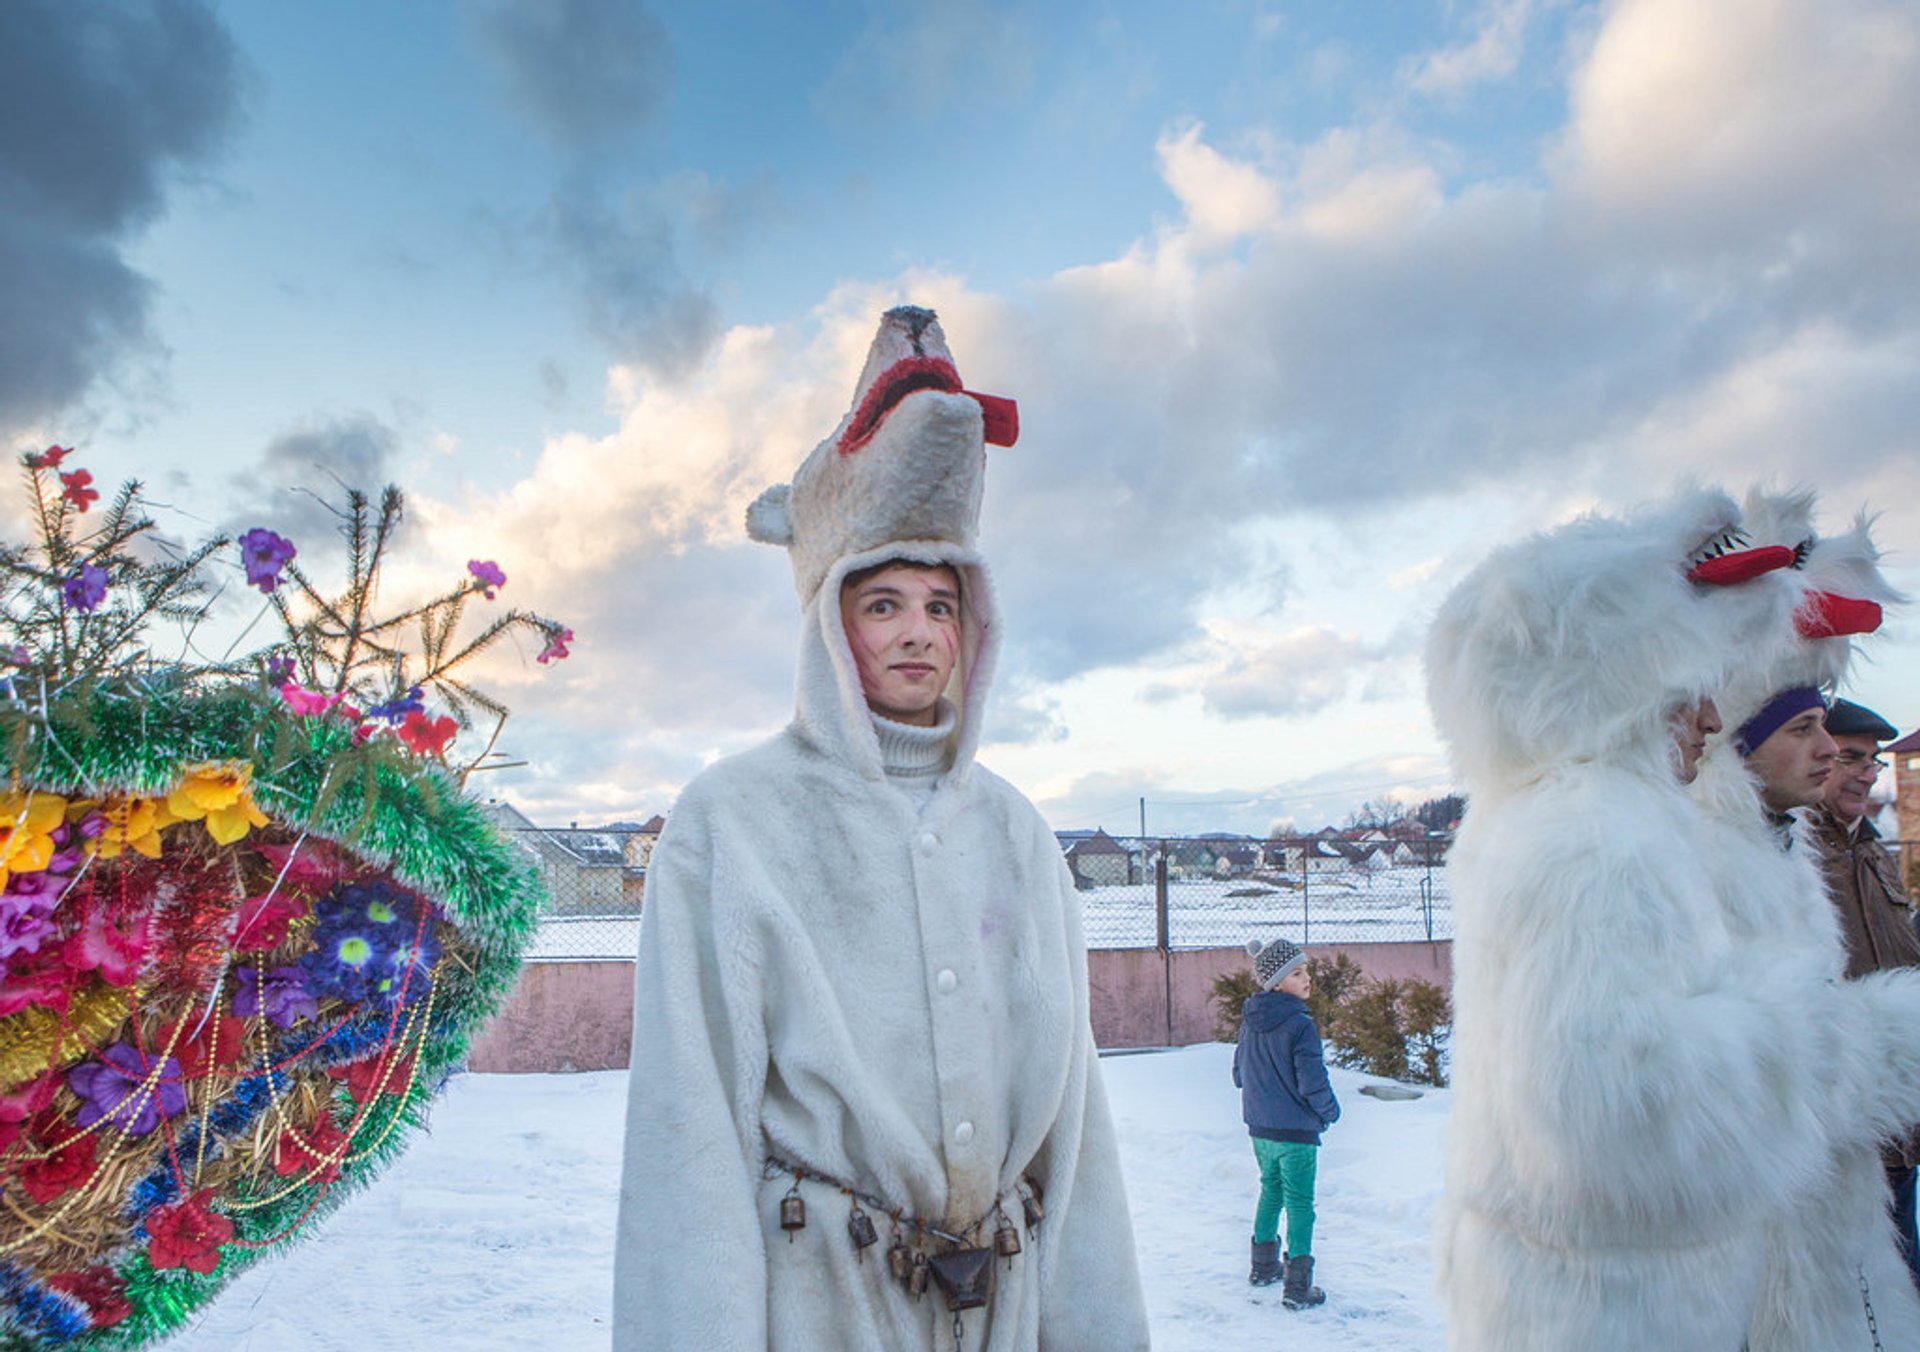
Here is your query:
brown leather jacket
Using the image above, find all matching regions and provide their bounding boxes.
[1811,807,1920,1167]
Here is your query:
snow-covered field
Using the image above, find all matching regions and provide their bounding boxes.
[526,868,1455,960]
[166,1045,1447,1350]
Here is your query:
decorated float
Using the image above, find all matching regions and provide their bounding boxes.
[0,448,569,1347]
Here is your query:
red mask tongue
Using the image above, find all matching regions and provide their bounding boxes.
[966,391,1019,447]
[1686,544,1797,586]
[1795,591,1883,638]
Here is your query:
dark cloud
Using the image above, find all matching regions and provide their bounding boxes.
[224,414,406,551]
[540,188,719,375]
[813,2,1034,132]
[0,0,242,433]
[473,0,672,152]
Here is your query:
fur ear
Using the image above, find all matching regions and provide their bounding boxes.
[746,484,794,545]
[1246,940,1265,958]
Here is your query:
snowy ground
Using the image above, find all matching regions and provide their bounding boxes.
[165,1044,1447,1350]
[526,868,1455,960]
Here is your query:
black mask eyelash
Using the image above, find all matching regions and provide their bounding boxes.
[1790,538,1812,569]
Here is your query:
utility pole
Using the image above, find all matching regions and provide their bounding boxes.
[1139,796,1146,840]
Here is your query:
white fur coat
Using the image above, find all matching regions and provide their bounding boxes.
[610,543,1149,1351]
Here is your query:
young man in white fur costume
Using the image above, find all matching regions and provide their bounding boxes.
[1685,490,1920,1351]
[611,307,1150,1352]
[1425,486,1920,1350]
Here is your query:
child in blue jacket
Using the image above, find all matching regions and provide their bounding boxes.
[1233,936,1340,1310]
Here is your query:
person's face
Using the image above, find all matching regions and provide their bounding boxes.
[1670,697,1722,785]
[1822,732,1885,823]
[1746,707,1838,812]
[1276,965,1311,998]
[839,563,961,727]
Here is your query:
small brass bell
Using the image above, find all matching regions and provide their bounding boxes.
[780,1181,806,1238]
[994,1221,1022,1258]
[908,1250,932,1298]
[888,1242,914,1282]
[1022,1192,1044,1229]
[848,1202,878,1251]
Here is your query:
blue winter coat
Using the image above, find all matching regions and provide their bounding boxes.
[1232,991,1341,1143]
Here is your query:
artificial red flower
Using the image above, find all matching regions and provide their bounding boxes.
[0,949,79,1017]
[0,1071,58,1151]
[62,899,151,986]
[233,889,309,952]
[272,1112,350,1185]
[26,445,72,470]
[58,469,99,513]
[326,1048,416,1104]
[143,1189,233,1274]
[21,1129,97,1204]
[159,1011,246,1079]
[396,711,457,758]
[536,626,573,665]
[43,1266,131,1328]
[254,839,356,896]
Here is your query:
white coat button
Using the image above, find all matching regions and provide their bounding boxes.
[936,969,958,993]
[918,832,939,852]
[953,1121,975,1146]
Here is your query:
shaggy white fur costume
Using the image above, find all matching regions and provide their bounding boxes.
[1691,491,1920,1352]
[612,308,1148,1351]
[1428,489,1849,1350]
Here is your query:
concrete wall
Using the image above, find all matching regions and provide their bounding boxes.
[468,960,635,1073]
[1087,941,1454,1049]
[468,941,1453,1072]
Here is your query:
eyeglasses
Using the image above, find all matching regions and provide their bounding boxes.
[1832,751,1887,776]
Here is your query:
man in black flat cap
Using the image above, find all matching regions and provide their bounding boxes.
[1813,696,1920,1290]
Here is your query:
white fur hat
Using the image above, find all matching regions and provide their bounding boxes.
[746,306,1017,605]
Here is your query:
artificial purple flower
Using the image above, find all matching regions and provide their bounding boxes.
[232,964,319,1029]
[265,654,296,683]
[1,646,29,667]
[0,890,59,960]
[74,812,108,841]
[365,685,425,726]
[62,564,108,613]
[467,560,506,600]
[66,1042,186,1137]
[238,528,297,594]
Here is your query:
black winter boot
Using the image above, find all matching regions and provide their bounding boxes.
[1282,1253,1325,1309]
[1248,1239,1282,1286]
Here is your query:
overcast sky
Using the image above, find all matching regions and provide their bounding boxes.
[4,0,1916,836]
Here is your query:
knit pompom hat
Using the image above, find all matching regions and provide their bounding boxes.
[1248,937,1307,991]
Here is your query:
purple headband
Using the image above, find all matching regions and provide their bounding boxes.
[1735,686,1826,757]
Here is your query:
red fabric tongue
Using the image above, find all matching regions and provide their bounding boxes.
[1795,590,1883,638]
[1686,545,1796,586]
[966,391,1019,447]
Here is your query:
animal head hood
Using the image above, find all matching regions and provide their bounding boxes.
[1710,487,1903,737]
[746,306,1017,607]
[1425,487,1801,796]
[749,307,1017,783]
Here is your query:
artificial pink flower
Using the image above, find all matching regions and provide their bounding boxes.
[62,900,151,986]
[536,626,573,665]
[0,1071,58,1151]
[26,445,71,470]
[278,682,337,717]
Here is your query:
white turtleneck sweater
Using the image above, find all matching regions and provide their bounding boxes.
[871,701,956,811]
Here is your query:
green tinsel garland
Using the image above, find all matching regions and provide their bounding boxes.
[0,679,546,1350]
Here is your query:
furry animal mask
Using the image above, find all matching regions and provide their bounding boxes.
[1426,487,1801,795]
[1710,487,1903,735]
[746,306,1018,605]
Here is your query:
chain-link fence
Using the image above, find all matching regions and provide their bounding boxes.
[504,825,1459,961]
[1066,834,1453,950]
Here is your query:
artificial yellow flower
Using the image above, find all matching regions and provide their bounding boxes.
[0,787,68,891]
[165,762,270,846]
[79,796,175,860]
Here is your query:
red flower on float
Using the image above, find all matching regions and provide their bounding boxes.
[25,445,72,470]
[233,889,309,953]
[327,1048,416,1104]
[143,1189,233,1274]
[20,1129,97,1205]
[159,1011,247,1079]
[58,469,99,513]
[42,1266,130,1329]
[397,711,457,758]
[0,1071,58,1150]
[273,1112,351,1185]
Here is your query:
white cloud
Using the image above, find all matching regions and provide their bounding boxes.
[1406,0,1539,96]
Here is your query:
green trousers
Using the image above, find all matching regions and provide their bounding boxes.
[1250,1137,1318,1256]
